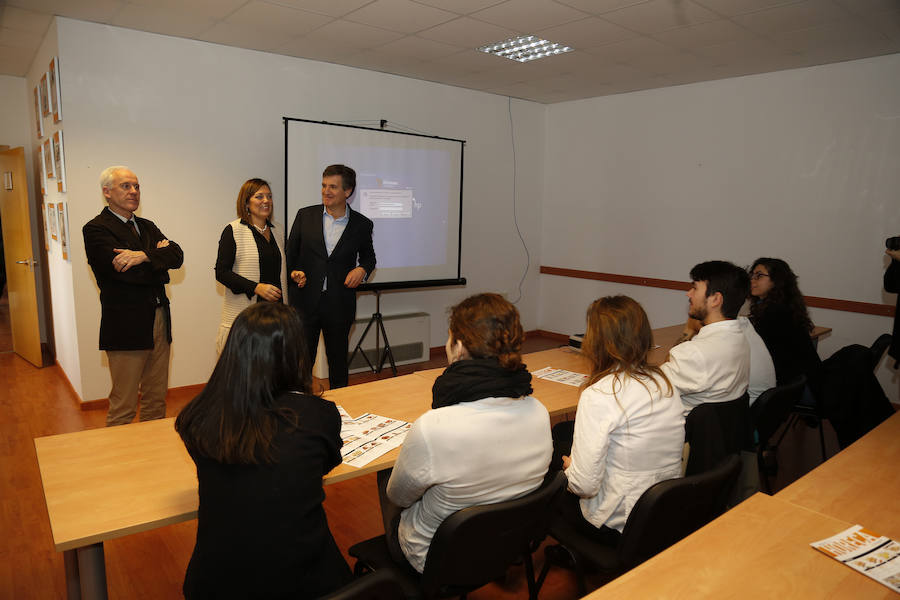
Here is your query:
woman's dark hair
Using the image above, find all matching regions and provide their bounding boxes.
[448,293,524,370]
[581,295,673,408]
[236,178,270,222]
[749,257,814,333]
[175,303,313,464]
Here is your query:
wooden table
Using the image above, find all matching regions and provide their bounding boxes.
[777,410,900,538]
[582,493,894,598]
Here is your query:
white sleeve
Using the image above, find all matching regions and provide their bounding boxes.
[660,342,708,396]
[564,387,620,499]
[386,417,433,508]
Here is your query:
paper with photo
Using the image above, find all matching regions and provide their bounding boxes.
[339,411,411,468]
[532,366,588,387]
[811,524,900,592]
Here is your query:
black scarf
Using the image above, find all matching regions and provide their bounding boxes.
[431,358,533,409]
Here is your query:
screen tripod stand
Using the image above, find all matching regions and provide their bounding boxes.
[349,289,397,376]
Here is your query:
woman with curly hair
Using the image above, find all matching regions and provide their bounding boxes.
[380,293,552,572]
[553,295,685,544]
[748,258,823,396]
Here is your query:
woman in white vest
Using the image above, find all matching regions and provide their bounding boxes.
[214,178,288,353]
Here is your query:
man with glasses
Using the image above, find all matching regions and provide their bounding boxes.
[83,166,183,426]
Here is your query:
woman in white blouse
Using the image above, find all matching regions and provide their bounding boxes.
[380,293,553,573]
[555,295,685,544]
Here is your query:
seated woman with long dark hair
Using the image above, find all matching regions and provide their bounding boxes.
[748,258,823,396]
[554,296,685,544]
[175,302,350,599]
[381,293,552,573]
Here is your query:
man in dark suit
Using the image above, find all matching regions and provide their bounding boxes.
[83,166,183,426]
[286,164,376,389]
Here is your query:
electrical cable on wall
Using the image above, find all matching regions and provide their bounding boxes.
[508,96,531,304]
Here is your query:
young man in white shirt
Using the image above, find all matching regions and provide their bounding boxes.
[662,260,751,415]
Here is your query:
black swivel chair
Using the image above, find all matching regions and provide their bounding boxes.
[869,333,892,371]
[684,392,751,477]
[536,454,741,596]
[349,471,567,600]
[320,568,417,600]
[750,376,807,493]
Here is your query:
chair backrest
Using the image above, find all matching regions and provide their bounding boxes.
[321,567,415,600]
[752,376,806,449]
[420,471,567,598]
[684,392,750,476]
[617,454,742,571]
[869,333,892,371]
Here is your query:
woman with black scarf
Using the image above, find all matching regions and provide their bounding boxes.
[377,293,552,573]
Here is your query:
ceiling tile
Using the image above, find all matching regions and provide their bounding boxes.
[824,0,900,17]
[270,0,375,18]
[470,0,589,32]
[621,49,710,75]
[7,0,124,23]
[732,0,852,36]
[0,28,41,52]
[691,0,800,18]
[690,37,790,67]
[770,19,879,54]
[860,8,900,40]
[429,48,510,71]
[555,0,655,16]
[1,6,53,34]
[602,0,720,34]
[277,36,361,60]
[417,15,519,46]
[587,35,677,61]
[374,35,465,59]
[412,0,508,14]
[652,18,758,49]
[196,21,295,53]
[301,19,404,48]
[112,4,217,38]
[535,16,639,49]
[344,0,458,33]
[224,1,332,36]
[0,45,34,75]
[124,0,247,20]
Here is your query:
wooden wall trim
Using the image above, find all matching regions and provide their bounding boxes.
[78,383,206,412]
[540,266,896,318]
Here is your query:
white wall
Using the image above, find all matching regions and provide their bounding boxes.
[541,53,900,402]
[53,18,544,402]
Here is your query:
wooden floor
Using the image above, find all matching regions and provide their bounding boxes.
[1,333,839,599]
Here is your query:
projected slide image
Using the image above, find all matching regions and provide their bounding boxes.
[360,188,413,219]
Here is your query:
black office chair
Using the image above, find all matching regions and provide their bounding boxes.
[684,392,750,477]
[349,471,567,600]
[319,568,417,600]
[869,333,892,371]
[750,376,806,494]
[536,454,741,596]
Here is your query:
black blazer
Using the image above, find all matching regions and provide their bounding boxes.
[285,205,375,319]
[886,258,900,366]
[83,207,184,351]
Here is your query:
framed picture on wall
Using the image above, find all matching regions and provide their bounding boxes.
[53,131,66,193]
[40,72,51,117]
[43,139,55,179]
[58,202,69,260]
[48,202,58,241]
[49,56,62,123]
[37,145,46,195]
[33,86,43,138]
[43,202,50,251]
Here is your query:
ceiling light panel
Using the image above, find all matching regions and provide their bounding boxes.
[477,35,574,62]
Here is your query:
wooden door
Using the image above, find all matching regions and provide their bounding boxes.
[0,147,42,367]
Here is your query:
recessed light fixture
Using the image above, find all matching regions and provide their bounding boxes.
[477,35,574,63]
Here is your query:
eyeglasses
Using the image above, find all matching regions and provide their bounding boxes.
[750,272,770,281]
[117,182,140,192]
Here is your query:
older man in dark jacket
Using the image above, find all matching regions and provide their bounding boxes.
[83,166,183,426]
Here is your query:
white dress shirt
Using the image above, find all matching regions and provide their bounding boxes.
[386,395,552,573]
[565,373,685,532]
[737,316,776,406]
[661,319,750,415]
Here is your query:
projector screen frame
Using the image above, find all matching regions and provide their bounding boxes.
[283,117,466,292]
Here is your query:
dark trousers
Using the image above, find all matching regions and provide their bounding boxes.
[304,289,352,389]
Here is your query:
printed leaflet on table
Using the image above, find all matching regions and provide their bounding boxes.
[811,524,900,592]
[336,406,410,468]
[532,366,588,387]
